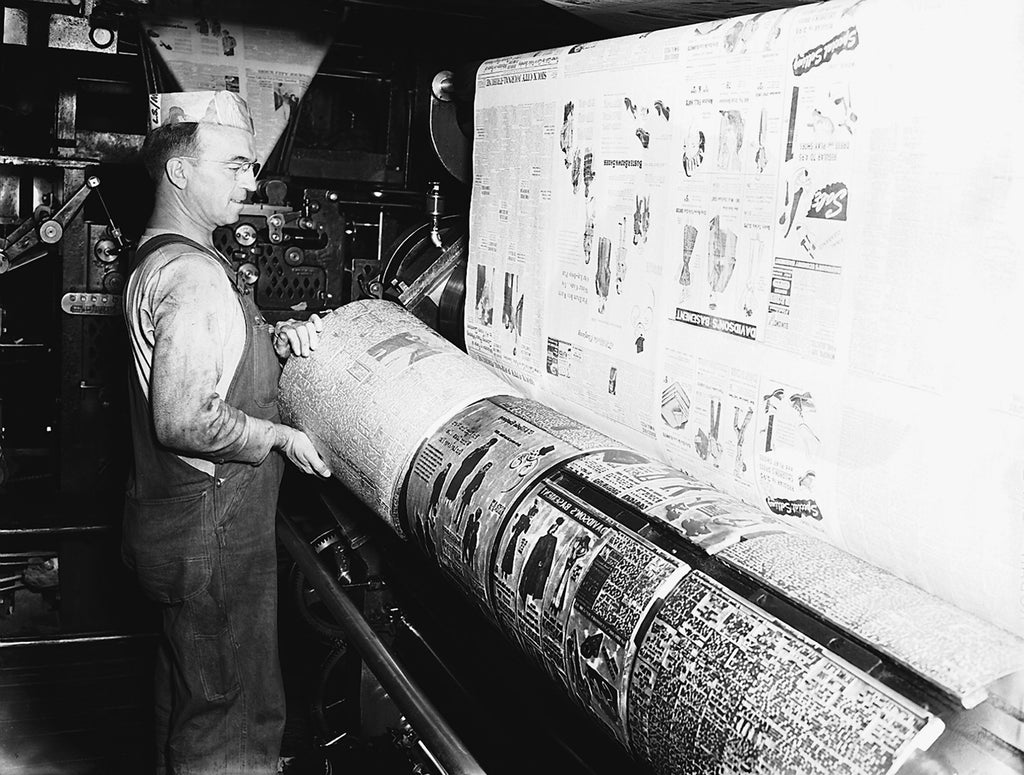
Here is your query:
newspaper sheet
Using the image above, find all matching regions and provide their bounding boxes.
[468,0,1024,639]
[490,478,688,742]
[627,570,943,775]
[278,300,518,530]
[404,399,691,741]
[401,395,625,609]
[141,10,331,163]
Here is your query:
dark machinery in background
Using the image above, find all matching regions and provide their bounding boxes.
[0,1,626,772]
[0,0,501,499]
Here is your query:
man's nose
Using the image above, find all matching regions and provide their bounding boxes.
[238,167,258,192]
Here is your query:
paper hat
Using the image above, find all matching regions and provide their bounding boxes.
[148,90,254,134]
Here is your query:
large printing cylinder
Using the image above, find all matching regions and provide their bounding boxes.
[279,300,1024,775]
[278,300,515,527]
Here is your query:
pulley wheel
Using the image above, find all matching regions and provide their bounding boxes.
[378,214,468,349]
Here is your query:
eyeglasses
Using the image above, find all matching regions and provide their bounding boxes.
[180,157,261,179]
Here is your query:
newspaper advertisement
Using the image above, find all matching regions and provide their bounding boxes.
[141,10,331,162]
[401,396,619,609]
[278,301,518,531]
[627,570,943,775]
[486,480,615,693]
[489,477,688,742]
[535,31,685,448]
[468,0,1024,638]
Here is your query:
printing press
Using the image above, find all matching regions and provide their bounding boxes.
[1,1,1023,774]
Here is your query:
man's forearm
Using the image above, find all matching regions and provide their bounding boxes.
[155,391,276,465]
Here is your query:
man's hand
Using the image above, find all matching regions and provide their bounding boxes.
[275,425,332,477]
[273,313,326,360]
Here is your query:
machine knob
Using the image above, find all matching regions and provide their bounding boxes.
[237,262,259,286]
[284,247,304,267]
[431,70,455,102]
[38,220,63,244]
[94,238,120,263]
[234,223,258,247]
[103,272,125,293]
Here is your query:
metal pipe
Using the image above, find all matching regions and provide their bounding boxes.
[0,632,157,649]
[277,510,486,775]
[0,525,110,536]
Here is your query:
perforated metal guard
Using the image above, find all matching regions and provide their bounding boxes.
[81,316,125,386]
[257,252,327,310]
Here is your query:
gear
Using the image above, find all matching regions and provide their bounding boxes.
[311,530,341,556]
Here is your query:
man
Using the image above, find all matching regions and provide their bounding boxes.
[123,90,330,774]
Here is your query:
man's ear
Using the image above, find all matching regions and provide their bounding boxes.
[164,157,190,190]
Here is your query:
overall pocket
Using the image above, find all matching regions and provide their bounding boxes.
[123,489,213,604]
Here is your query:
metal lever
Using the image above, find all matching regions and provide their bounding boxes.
[397,233,467,310]
[0,176,110,275]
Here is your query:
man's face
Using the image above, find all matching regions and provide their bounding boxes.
[183,123,257,229]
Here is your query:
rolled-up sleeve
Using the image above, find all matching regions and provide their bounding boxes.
[148,253,275,464]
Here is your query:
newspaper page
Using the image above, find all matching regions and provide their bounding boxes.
[141,10,331,162]
[627,569,943,775]
[465,51,565,391]
[278,300,518,531]
[721,533,1024,705]
[401,396,625,609]
[468,0,1024,639]
[489,477,688,742]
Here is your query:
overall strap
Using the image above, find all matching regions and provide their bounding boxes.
[131,233,233,283]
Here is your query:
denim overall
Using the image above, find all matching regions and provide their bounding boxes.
[123,234,285,774]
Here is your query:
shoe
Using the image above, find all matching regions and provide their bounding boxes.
[279,752,332,775]
[23,557,59,591]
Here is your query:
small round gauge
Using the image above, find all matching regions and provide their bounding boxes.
[234,223,258,247]
[89,26,115,49]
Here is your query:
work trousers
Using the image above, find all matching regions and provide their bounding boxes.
[125,457,285,775]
